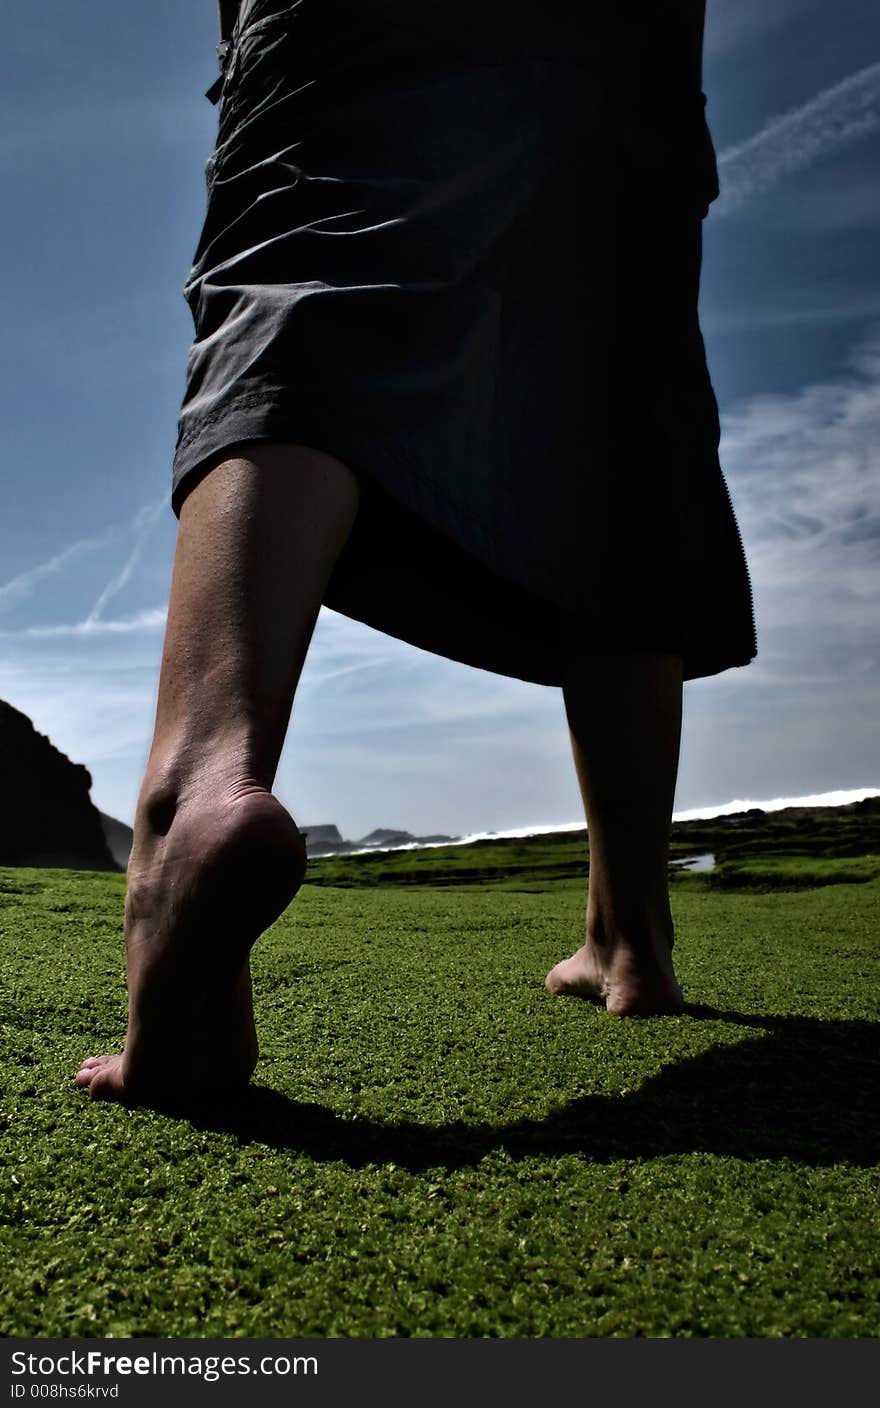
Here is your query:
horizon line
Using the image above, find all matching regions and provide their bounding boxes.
[308,786,880,859]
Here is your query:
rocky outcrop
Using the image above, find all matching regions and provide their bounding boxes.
[301,823,457,857]
[358,828,413,847]
[0,700,121,872]
[301,824,344,849]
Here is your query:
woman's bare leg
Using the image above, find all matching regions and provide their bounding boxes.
[546,630,684,1015]
[76,443,360,1102]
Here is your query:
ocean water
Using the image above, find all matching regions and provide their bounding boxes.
[336,786,880,858]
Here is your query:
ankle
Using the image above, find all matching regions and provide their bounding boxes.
[586,899,674,952]
[135,758,271,840]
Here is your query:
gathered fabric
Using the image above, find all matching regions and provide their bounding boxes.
[172,0,756,684]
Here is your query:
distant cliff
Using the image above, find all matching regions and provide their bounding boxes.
[0,700,121,872]
[302,824,457,857]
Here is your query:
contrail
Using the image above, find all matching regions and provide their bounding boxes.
[0,492,167,621]
[0,532,113,614]
[85,495,166,626]
[10,607,168,639]
[714,60,880,215]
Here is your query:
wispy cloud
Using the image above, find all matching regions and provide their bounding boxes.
[84,496,166,626]
[702,290,880,336]
[300,607,545,737]
[718,327,880,676]
[0,494,168,638]
[0,532,113,614]
[715,61,880,215]
[9,607,167,639]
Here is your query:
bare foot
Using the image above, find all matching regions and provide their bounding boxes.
[75,785,306,1105]
[545,920,683,1017]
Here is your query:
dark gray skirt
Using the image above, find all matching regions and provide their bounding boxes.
[172,0,756,684]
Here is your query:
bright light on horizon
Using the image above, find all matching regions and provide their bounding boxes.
[670,787,880,823]
[328,786,880,857]
[459,786,880,843]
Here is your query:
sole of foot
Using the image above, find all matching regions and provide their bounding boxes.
[75,787,307,1106]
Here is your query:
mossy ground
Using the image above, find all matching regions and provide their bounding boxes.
[1,843,878,1337]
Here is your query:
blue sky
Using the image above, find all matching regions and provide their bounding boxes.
[1,1,878,838]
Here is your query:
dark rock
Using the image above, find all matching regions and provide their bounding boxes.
[357,827,416,846]
[0,700,120,871]
[302,823,459,858]
[306,840,358,857]
[301,824,343,845]
[300,823,348,857]
[853,797,880,814]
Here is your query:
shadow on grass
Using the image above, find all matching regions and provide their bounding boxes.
[180,1008,880,1171]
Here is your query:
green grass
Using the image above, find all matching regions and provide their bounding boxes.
[1,855,879,1338]
[304,833,594,889]
[710,853,880,890]
[305,796,880,890]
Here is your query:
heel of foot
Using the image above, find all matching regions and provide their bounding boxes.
[211,790,308,934]
[545,940,682,1018]
[605,979,684,1018]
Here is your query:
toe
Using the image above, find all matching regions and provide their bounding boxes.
[87,1057,126,1102]
[545,957,582,996]
[544,966,565,995]
[75,1054,115,1088]
[544,953,606,1002]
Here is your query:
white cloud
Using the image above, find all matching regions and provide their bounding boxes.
[0,494,168,639]
[298,607,550,739]
[702,290,880,336]
[715,328,880,678]
[2,342,877,834]
[0,645,161,822]
[714,61,880,216]
[7,608,168,639]
[84,496,166,626]
[0,531,114,614]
